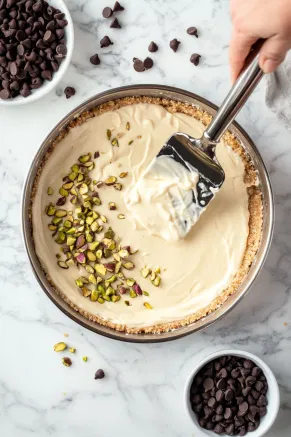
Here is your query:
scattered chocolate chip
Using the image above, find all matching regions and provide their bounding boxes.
[102,7,113,18]
[94,369,105,379]
[64,86,75,99]
[148,41,158,52]
[100,36,113,48]
[190,53,201,66]
[110,17,121,28]
[113,1,124,12]
[187,26,198,37]
[133,58,145,72]
[144,57,153,69]
[90,54,100,65]
[170,38,180,52]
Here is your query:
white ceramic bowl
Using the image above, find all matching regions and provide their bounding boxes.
[185,349,280,437]
[0,0,74,106]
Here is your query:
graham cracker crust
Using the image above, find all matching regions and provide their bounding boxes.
[30,96,263,335]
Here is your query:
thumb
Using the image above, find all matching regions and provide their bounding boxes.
[259,36,290,73]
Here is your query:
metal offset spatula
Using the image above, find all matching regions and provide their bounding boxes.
[137,43,264,240]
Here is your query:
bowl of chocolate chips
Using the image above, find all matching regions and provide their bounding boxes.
[0,0,74,105]
[185,350,279,436]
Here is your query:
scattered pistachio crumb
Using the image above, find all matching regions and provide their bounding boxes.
[62,357,72,367]
[128,140,133,145]
[118,214,125,219]
[47,187,53,195]
[126,122,130,130]
[64,333,69,337]
[119,172,128,178]
[82,356,88,362]
[144,302,153,309]
[54,342,67,352]
[69,348,76,353]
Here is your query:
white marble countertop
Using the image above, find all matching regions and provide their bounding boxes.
[1,0,291,436]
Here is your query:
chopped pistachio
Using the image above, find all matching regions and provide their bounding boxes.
[126,122,130,130]
[96,249,103,259]
[144,302,153,309]
[105,275,117,286]
[94,264,107,276]
[113,253,121,262]
[91,290,98,301]
[55,209,67,218]
[118,249,129,259]
[141,267,151,278]
[88,274,97,284]
[69,348,76,353]
[128,140,133,145]
[82,356,88,362]
[109,202,116,211]
[54,342,67,352]
[111,138,119,147]
[154,267,161,274]
[97,284,105,294]
[111,295,121,302]
[119,172,128,178]
[114,183,122,191]
[106,129,111,140]
[75,278,84,288]
[115,261,122,273]
[152,275,161,287]
[68,172,78,181]
[55,232,66,244]
[77,173,84,182]
[129,289,137,298]
[79,183,89,195]
[87,251,97,262]
[103,249,112,258]
[47,187,53,195]
[97,225,104,233]
[103,295,111,302]
[105,286,115,296]
[63,220,72,228]
[59,187,69,197]
[100,215,107,223]
[124,300,131,306]
[85,265,95,274]
[71,164,79,173]
[58,261,69,269]
[126,278,135,287]
[137,135,142,139]
[89,241,100,251]
[123,261,135,270]
[143,291,149,296]
[78,153,91,163]
[104,228,115,239]
[90,221,99,232]
[150,271,156,281]
[63,181,74,190]
[52,217,62,225]
[82,287,91,297]
[62,357,72,367]
[118,214,125,219]
[105,176,117,186]
[98,297,105,304]
[48,224,57,231]
[86,216,94,225]
[46,204,56,216]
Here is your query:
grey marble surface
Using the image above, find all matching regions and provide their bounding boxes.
[1,0,291,436]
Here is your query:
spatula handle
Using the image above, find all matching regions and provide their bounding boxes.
[203,40,264,145]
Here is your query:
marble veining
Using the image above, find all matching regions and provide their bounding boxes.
[1,0,291,435]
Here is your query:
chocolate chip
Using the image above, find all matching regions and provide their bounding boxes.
[216,390,224,402]
[56,44,67,57]
[94,369,105,379]
[203,378,214,392]
[225,423,234,435]
[41,69,52,80]
[0,88,11,99]
[214,424,224,434]
[204,406,213,420]
[10,80,19,90]
[202,392,211,400]
[225,389,234,401]
[239,426,247,436]
[64,86,75,99]
[144,57,153,69]
[199,417,206,428]
[100,36,113,48]
[255,380,264,392]
[252,367,262,377]
[245,376,256,387]
[247,394,256,405]
[238,402,249,416]
[31,77,42,88]
[208,397,217,408]
[113,1,124,12]
[257,394,267,407]
[192,394,202,405]
[242,386,251,397]
[243,360,254,369]
[148,41,158,52]
[193,403,203,414]
[259,406,267,417]
[231,368,241,379]
[217,368,228,379]
[224,407,233,420]
[216,378,226,390]
[216,405,224,415]
[10,61,18,75]
[205,421,214,430]
[190,53,201,65]
[187,26,198,37]
[110,17,121,28]
[133,58,145,72]
[251,389,260,400]
[102,7,113,18]
[170,38,180,52]
[90,54,100,65]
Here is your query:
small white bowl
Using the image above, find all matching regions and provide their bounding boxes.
[185,349,280,437]
[0,0,74,106]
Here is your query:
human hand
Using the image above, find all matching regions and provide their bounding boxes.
[230,0,291,81]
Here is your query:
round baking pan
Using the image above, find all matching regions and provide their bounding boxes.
[22,85,274,343]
